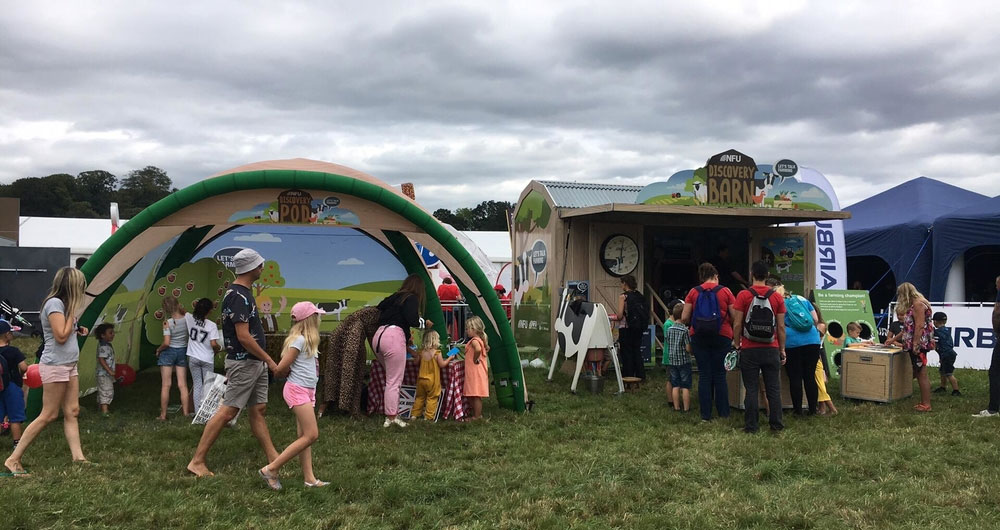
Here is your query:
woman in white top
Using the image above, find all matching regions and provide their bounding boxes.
[185,298,221,415]
[155,296,192,420]
[5,267,91,476]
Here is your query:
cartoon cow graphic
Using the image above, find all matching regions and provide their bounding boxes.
[753,172,786,206]
[776,261,792,274]
[319,299,350,321]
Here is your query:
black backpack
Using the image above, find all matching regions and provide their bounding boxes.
[625,290,648,330]
[743,288,777,343]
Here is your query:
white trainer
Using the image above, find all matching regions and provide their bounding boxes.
[972,410,999,418]
[392,417,409,428]
[383,418,393,428]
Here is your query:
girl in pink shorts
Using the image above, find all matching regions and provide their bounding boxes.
[258,302,329,490]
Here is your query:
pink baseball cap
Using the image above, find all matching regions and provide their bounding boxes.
[290,301,326,322]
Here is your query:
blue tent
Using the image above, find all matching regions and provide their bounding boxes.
[929,194,1000,300]
[845,177,988,295]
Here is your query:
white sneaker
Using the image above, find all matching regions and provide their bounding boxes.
[383,418,393,428]
[972,410,999,418]
[392,417,409,428]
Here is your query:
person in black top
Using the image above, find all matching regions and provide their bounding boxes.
[708,244,748,294]
[374,274,432,428]
[611,274,646,380]
[188,248,280,479]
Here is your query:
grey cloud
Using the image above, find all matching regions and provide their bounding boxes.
[1,2,999,212]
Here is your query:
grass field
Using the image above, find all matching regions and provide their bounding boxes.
[5,336,1000,529]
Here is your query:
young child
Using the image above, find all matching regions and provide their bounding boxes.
[94,323,116,416]
[155,296,191,419]
[412,330,450,420]
[932,312,960,396]
[816,322,853,416]
[463,316,490,421]
[0,320,28,448]
[844,322,872,348]
[665,304,692,412]
[259,301,329,490]
[661,298,681,403]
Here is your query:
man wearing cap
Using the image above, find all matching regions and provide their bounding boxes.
[188,248,280,477]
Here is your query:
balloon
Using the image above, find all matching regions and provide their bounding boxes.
[25,364,42,388]
[115,365,136,386]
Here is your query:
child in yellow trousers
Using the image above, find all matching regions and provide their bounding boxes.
[412,330,450,420]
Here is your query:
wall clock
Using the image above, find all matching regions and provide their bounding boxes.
[600,234,639,277]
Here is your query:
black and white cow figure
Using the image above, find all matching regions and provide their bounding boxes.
[547,288,625,393]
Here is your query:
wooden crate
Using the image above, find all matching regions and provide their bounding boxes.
[840,346,912,403]
[727,365,801,410]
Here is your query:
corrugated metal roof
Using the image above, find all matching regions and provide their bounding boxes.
[537,181,642,208]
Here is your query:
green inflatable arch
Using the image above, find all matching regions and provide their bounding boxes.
[76,159,526,412]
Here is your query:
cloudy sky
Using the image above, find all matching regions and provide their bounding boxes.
[2,1,999,211]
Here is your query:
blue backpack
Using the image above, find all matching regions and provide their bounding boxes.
[692,285,724,336]
[785,295,814,332]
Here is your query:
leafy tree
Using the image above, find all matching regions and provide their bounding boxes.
[253,260,286,296]
[435,201,513,231]
[433,208,465,229]
[0,173,97,217]
[118,166,175,218]
[470,200,514,231]
[76,170,118,216]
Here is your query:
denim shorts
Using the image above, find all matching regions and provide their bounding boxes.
[669,364,693,389]
[0,384,26,423]
[938,353,957,376]
[157,346,188,367]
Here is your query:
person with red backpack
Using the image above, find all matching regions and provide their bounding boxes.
[681,263,737,422]
[732,261,787,433]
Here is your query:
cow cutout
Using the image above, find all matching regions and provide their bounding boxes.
[547,289,625,393]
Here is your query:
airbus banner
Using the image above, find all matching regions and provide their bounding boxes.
[793,166,847,291]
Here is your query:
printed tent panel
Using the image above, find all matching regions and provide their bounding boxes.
[844,177,988,295]
[77,159,526,411]
[929,194,1000,300]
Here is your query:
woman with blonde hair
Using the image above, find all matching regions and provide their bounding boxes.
[155,295,191,420]
[894,282,934,412]
[5,267,91,476]
[259,301,328,490]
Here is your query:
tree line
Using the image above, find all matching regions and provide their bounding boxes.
[433,200,514,231]
[1,167,513,231]
[0,166,175,219]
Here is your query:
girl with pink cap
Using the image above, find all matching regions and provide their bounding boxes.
[258,301,329,490]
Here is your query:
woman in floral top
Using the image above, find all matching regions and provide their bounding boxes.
[891,282,935,412]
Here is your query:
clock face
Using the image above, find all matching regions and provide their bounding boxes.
[600,234,639,277]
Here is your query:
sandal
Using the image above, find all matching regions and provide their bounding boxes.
[304,479,330,487]
[914,403,932,412]
[3,462,30,477]
[259,466,282,490]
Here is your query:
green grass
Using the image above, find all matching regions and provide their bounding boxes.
[6,335,1000,529]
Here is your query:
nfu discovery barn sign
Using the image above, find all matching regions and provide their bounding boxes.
[705,149,759,205]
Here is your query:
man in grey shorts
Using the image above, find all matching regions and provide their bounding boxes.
[187,248,280,477]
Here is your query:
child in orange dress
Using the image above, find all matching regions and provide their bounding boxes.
[463,316,490,421]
